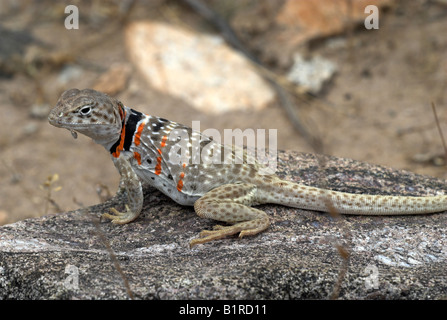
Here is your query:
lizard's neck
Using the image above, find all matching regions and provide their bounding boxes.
[97,102,129,152]
[107,105,145,158]
[96,134,122,151]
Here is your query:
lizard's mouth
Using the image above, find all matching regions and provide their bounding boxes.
[48,112,93,129]
[48,114,86,139]
[47,112,61,127]
[47,115,76,138]
[48,111,73,128]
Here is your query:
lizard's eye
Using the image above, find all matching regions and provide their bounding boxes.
[79,105,92,116]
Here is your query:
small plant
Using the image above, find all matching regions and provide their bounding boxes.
[40,173,63,214]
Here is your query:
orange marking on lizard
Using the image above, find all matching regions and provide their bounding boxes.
[134,152,142,165]
[155,157,162,175]
[118,104,125,120]
[176,172,185,192]
[154,136,168,175]
[112,108,127,158]
[133,121,146,146]
[112,128,126,158]
[160,135,168,147]
[176,163,187,192]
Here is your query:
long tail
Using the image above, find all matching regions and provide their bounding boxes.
[260,179,447,215]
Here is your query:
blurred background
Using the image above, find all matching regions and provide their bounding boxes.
[0,0,446,225]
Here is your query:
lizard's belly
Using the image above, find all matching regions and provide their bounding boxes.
[133,166,200,206]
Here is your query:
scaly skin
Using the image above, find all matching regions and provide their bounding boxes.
[48,89,447,247]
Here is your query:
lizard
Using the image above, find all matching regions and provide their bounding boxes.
[48,88,447,247]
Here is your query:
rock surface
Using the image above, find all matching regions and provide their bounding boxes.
[286,53,337,94]
[125,21,274,114]
[1,151,447,299]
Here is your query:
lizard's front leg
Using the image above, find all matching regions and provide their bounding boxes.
[190,183,270,247]
[102,154,143,224]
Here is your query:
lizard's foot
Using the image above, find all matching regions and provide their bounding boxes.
[189,219,269,248]
[190,225,240,248]
[101,205,139,224]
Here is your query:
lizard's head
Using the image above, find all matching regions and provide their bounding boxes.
[48,88,123,146]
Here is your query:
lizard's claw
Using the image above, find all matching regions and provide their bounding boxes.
[102,205,138,224]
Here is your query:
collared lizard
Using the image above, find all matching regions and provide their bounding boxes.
[48,89,447,247]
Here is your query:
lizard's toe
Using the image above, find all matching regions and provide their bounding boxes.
[101,205,138,224]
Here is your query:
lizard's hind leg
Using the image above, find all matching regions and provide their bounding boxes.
[190,183,270,247]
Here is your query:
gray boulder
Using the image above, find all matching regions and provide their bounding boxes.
[1,151,446,299]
